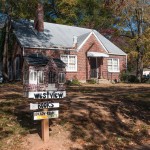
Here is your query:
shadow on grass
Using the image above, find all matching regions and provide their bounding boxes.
[64,86,150,150]
[0,83,150,150]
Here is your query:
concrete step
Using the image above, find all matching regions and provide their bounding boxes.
[97,79,111,84]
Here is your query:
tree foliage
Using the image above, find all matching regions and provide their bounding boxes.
[108,0,150,81]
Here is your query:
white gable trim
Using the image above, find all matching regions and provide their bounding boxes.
[92,31,108,53]
[77,31,108,53]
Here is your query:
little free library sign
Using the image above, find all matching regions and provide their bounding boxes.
[30,102,59,120]
[30,102,59,110]
[28,91,66,99]
[34,110,59,120]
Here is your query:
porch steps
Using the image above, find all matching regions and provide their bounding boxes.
[97,79,111,84]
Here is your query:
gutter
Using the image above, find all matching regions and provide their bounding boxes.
[23,46,77,52]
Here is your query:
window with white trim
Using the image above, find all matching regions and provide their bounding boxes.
[108,58,120,72]
[61,55,77,71]
[38,71,44,84]
[29,70,44,84]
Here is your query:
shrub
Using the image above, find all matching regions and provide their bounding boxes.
[66,79,81,86]
[128,75,139,83]
[87,79,96,84]
[119,71,128,82]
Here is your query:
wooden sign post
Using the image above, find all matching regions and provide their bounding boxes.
[30,102,59,142]
[42,109,49,142]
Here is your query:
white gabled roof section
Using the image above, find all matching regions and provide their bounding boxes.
[77,31,108,53]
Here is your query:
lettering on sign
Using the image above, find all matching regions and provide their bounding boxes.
[34,91,63,99]
[30,102,59,110]
[34,110,59,120]
[28,91,66,99]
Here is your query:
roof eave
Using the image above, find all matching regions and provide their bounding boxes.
[108,53,127,56]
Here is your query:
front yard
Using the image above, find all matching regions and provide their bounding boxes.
[0,83,150,150]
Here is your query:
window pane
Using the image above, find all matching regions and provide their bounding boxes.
[69,64,76,70]
[49,71,56,83]
[107,59,119,72]
[113,59,118,65]
[61,56,68,63]
[58,73,65,83]
[69,56,75,63]
[108,59,112,65]
[34,72,37,81]
[38,71,44,84]
[30,72,33,81]
[29,71,37,84]
[108,66,112,71]
[113,66,118,71]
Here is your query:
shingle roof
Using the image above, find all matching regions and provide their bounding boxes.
[13,20,126,55]
[53,58,66,68]
[25,54,49,66]
[25,54,66,68]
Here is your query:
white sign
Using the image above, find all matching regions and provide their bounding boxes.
[34,110,59,120]
[28,91,66,99]
[30,102,59,110]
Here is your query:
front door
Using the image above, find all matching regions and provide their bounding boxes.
[89,57,99,78]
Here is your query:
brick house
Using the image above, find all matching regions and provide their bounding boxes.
[7,4,127,96]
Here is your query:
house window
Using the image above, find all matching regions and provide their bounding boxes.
[58,73,66,84]
[61,55,77,71]
[108,58,120,72]
[29,70,44,84]
[38,71,44,84]
[49,71,56,83]
[29,70,37,84]
[15,57,21,80]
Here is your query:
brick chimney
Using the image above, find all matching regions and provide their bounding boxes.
[34,3,44,32]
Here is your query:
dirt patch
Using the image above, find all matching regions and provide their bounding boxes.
[0,83,150,150]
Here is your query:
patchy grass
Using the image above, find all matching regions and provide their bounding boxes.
[0,82,150,150]
[0,82,29,150]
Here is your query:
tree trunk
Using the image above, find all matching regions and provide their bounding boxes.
[136,46,144,82]
[135,6,144,83]
[2,18,10,81]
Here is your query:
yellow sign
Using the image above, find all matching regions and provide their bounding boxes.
[34,110,59,120]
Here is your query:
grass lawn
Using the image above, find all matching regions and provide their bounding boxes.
[0,82,150,150]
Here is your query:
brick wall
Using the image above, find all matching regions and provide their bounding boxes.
[103,55,126,81]
[64,33,126,82]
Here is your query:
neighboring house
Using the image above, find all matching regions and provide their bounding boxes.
[1,4,127,96]
[143,68,150,77]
